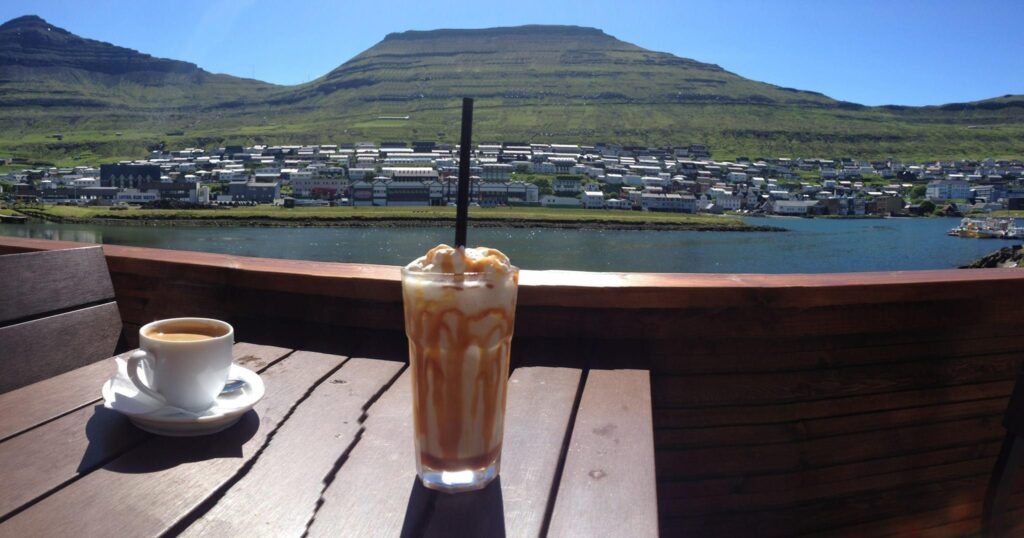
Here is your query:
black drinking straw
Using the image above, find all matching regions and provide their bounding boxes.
[455,97,474,248]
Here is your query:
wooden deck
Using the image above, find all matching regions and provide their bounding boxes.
[4,235,1024,536]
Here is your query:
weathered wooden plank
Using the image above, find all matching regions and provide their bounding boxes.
[645,331,1024,375]
[0,246,114,325]
[663,456,995,518]
[548,369,658,538]
[304,369,413,538]
[653,380,1014,429]
[0,302,122,394]
[0,355,118,441]
[655,397,1008,450]
[652,353,1023,408]
[180,357,403,538]
[665,473,992,537]
[308,366,584,538]
[0,350,339,536]
[657,415,1004,480]
[660,441,1000,502]
[424,367,582,538]
[0,344,292,520]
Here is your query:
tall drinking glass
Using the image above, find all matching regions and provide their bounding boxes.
[401,266,519,492]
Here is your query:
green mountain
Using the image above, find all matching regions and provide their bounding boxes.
[0,16,1021,163]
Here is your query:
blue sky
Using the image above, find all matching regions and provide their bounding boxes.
[2,0,1021,106]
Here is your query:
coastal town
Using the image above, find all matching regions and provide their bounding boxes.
[2,141,1024,217]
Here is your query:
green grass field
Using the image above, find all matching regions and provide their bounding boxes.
[23,204,758,229]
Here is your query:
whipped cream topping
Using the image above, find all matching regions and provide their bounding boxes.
[405,244,513,275]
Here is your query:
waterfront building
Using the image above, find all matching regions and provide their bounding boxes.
[641,193,696,213]
[227,180,280,203]
[540,195,581,208]
[581,191,605,209]
[926,179,971,201]
[100,164,160,189]
[773,199,824,215]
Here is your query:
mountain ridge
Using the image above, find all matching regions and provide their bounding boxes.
[0,15,1021,162]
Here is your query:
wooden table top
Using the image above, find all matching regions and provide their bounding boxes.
[0,343,658,537]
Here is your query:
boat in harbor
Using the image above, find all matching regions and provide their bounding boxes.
[948,217,1023,239]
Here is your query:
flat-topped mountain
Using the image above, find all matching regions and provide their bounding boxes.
[0,16,1021,161]
[283,24,838,107]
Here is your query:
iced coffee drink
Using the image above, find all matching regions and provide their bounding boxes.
[401,244,519,492]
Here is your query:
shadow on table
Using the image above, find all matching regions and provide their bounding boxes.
[399,476,506,537]
[88,409,259,474]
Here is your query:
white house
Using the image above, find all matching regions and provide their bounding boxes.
[641,193,696,213]
[926,179,970,201]
[540,195,581,208]
[772,200,821,215]
[605,198,631,210]
[553,177,582,195]
[581,191,605,209]
[714,193,743,211]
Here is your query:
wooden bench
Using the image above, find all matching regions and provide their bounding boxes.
[0,246,122,394]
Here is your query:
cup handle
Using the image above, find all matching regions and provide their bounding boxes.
[127,350,166,404]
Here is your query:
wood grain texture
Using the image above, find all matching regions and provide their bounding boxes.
[492,367,581,537]
[0,246,114,324]
[0,302,122,394]
[305,369,415,538]
[0,349,339,536]
[180,357,402,538]
[0,355,118,441]
[0,344,292,520]
[308,366,584,538]
[548,369,658,538]
[422,367,584,538]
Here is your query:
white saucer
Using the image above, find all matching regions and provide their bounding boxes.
[102,363,265,437]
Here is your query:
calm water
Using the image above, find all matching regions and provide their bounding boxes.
[0,217,1009,273]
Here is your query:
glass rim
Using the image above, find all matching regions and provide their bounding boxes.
[400,265,520,279]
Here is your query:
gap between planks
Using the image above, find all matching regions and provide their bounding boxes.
[162,353,355,536]
[301,363,409,537]
[538,368,588,538]
[0,345,296,526]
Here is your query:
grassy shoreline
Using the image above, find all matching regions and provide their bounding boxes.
[12,205,785,232]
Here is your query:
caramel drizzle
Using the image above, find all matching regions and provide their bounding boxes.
[405,287,516,470]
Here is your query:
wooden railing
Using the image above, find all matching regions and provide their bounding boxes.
[3,235,1024,536]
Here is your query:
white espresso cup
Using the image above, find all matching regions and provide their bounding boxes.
[127,318,235,412]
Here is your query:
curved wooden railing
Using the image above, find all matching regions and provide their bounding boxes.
[3,235,1024,536]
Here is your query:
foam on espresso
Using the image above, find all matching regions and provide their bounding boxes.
[145,320,227,342]
[403,245,518,471]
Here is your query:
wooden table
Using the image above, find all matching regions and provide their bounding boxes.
[0,343,658,537]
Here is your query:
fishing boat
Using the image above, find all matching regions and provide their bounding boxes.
[948,217,1023,239]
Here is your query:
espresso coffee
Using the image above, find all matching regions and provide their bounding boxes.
[144,321,227,342]
[150,332,214,342]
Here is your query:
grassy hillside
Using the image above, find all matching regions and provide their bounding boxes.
[0,19,1021,163]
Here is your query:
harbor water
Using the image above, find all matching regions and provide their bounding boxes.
[0,217,1010,273]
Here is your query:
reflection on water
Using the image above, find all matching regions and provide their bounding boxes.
[0,217,1010,273]
[21,227,101,244]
